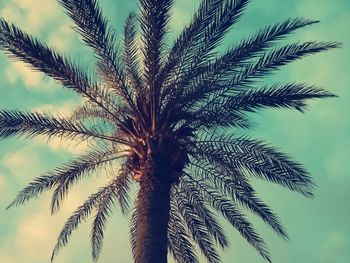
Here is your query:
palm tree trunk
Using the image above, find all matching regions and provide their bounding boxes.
[134,169,171,263]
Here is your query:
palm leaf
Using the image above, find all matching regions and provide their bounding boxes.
[194,134,315,196]
[168,192,200,263]
[173,187,221,263]
[189,160,288,239]
[177,180,229,249]
[51,172,131,261]
[0,110,128,144]
[0,19,118,117]
[184,174,271,262]
[7,148,122,209]
[91,168,131,261]
[58,0,141,121]
[123,12,143,93]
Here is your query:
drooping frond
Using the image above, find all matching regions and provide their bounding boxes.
[168,191,200,263]
[184,174,271,262]
[189,160,288,239]
[173,187,221,263]
[91,168,132,261]
[193,134,315,196]
[51,172,131,262]
[177,181,229,249]
[129,207,138,261]
[50,150,128,214]
[7,147,124,210]
[0,110,127,144]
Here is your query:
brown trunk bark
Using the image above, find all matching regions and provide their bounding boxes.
[134,169,171,263]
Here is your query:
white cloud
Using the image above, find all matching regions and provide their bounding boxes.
[47,24,76,52]
[0,173,6,189]
[5,60,45,89]
[33,136,90,155]
[32,100,77,115]
[170,1,199,35]
[0,0,62,34]
[14,210,69,262]
[0,173,8,199]
[3,148,39,171]
[0,250,16,263]
[0,0,77,90]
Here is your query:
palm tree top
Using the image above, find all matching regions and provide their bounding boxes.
[0,0,339,262]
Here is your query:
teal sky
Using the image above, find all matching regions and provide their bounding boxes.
[0,0,349,263]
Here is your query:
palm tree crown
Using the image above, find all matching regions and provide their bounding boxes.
[0,0,339,262]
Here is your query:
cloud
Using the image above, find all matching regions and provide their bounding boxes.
[169,0,199,35]
[4,60,45,89]
[32,100,78,115]
[0,0,77,90]
[0,173,6,189]
[0,0,62,34]
[3,148,39,171]
[0,250,16,263]
[47,24,76,52]
[33,136,90,155]
[0,173,9,199]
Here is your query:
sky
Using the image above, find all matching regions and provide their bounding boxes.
[0,0,349,263]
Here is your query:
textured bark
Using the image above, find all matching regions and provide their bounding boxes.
[134,167,171,263]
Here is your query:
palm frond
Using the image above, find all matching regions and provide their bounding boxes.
[180,41,339,116]
[184,174,271,262]
[243,41,340,80]
[50,150,128,214]
[91,168,131,261]
[140,0,173,129]
[189,160,288,239]
[212,18,319,76]
[0,110,129,145]
[221,83,334,112]
[0,19,119,117]
[7,148,121,209]
[194,134,315,196]
[123,12,143,93]
[161,0,249,111]
[168,192,200,263]
[58,0,141,121]
[177,180,229,249]
[173,187,221,263]
[191,83,335,129]
[174,18,320,111]
[51,172,131,262]
[70,105,113,123]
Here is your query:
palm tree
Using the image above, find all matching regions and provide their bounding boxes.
[0,0,339,262]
